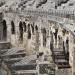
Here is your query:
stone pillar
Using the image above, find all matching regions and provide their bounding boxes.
[39,29,43,52]
[23,32,28,47]
[23,22,28,48]
[57,27,63,49]
[6,18,11,42]
[69,33,74,75]
[72,51,75,75]
[14,26,20,47]
[0,16,3,41]
[35,31,39,51]
[30,23,36,53]
[31,33,36,53]
[72,36,75,75]
[69,33,73,66]
[46,29,51,53]
[46,29,53,62]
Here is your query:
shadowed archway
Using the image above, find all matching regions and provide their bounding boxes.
[23,22,26,32]
[3,20,7,40]
[42,28,46,47]
[28,24,31,39]
[19,21,23,42]
[11,21,15,34]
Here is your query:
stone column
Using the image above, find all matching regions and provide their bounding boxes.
[14,26,20,47]
[30,23,36,54]
[46,29,50,52]
[6,18,11,42]
[23,22,28,48]
[72,36,75,75]
[23,32,27,45]
[72,51,75,75]
[46,29,52,62]
[39,28,43,52]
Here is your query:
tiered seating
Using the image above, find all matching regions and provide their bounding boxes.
[0,41,10,67]
[0,42,37,75]
[0,47,26,75]
[13,55,37,66]
[12,64,37,71]
[1,47,26,65]
[0,41,10,49]
[10,54,37,75]
[51,48,70,69]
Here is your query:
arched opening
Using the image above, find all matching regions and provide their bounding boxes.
[31,24,34,34]
[28,24,31,39]
[65,37,69,60]
[54,28,58,44]
[3,20,7,40]
[19,21,23,42]
[35,25,38,31]
[50,31,54,51]
[42,28,46,47]
[23,22,26,32]
[11,21,15,34]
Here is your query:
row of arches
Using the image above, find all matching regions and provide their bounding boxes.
[2,20,34,41]
[2,19,47,48]
[11,20,39,42]
[2,20,15,41]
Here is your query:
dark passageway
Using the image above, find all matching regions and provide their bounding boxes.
[3,20,7,40]
[19,21,23,42]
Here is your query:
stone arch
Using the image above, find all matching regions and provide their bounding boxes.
[3,20,7,40]
[64,36,69,61]
[23,22,26,32]
[35,25,38,31]
[65,37,69,53]
[27,24,31,39]
[19,21,23,42]
[11,21,15,34]
[31,24,34,34]
[42,28,46,47]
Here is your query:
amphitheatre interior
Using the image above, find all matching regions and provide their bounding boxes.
[0,0,75,75]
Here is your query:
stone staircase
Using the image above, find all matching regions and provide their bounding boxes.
[0,41,70,75]
[0,41,11,75]
[10,54,37,75]
[0,41,10,66]
[51,48,70,69]
[0,41,28,75]
[2,48,26,65]
[0,41,38,75]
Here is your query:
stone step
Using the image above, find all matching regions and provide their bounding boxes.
[0,41,10,50]
[54,56,65,59]
[1,47,26,57]
[13,55,37,66]
[0,49,8,54]
[4,59,21,65]
[0,47,26,67]
[11,64,37,71]
[2,52,26,58]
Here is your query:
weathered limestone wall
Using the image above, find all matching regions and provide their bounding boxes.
[2,10,75,75]
[3,12,52,56]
